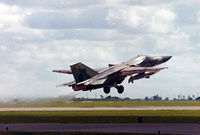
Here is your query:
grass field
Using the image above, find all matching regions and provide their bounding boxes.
[0,110,200,123]
[1,101,200,107]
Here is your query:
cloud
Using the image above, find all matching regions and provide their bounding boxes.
[106,7,142,28]
[106,6,176,34]
[0,3,23,32]
[0,45,7,51]
[23,4,176,34]
[24,7,110,29]
[197,10,200,23]
[0,0,103,9]
[0,0,200,99]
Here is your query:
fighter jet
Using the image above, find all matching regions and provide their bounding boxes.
[53,55,172,94]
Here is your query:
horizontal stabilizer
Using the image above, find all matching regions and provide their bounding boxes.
[53,70,72,74]
[56,81,75,87]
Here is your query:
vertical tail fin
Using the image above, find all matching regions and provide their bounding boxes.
[70,62,98,83]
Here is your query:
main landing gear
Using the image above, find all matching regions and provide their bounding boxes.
[103,85,124,94]
[116,85,124,94]
[103,86,110,94]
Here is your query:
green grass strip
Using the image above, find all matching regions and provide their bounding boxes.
[0,110,199,123]
[1,101,200,107]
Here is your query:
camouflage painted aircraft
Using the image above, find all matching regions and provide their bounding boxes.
[53,55,172,94]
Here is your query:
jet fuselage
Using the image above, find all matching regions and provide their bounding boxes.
[53,55,172,94]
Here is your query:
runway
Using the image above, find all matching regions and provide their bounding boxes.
[0,106,200,111]
[0,123,199,134]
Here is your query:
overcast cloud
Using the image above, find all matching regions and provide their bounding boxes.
[0,0,200,99]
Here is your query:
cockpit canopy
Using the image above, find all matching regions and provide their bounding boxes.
[124,55,147,67]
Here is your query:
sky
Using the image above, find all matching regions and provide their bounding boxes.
[0,0,200,99]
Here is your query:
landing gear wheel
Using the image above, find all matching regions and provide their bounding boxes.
[103,87,110,94]
[117,85,124,94]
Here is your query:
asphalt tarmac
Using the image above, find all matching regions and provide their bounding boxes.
[0,123,199,134]
[0,106,200,111]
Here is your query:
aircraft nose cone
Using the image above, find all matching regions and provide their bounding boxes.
[155,56,172,65]
[162,56,172,63]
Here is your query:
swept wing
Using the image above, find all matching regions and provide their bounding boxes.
[78,65,167,85]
